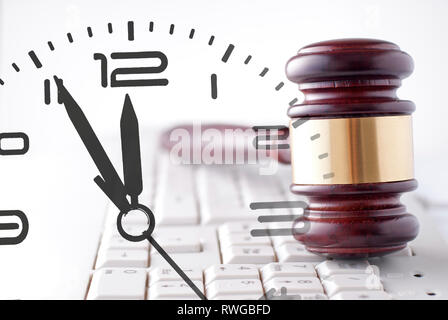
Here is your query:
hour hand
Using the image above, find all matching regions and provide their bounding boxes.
[53,76,130,212]
[120,94,143,206]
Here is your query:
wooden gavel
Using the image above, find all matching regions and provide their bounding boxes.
[160,39,418,258]
[284,38,419,258]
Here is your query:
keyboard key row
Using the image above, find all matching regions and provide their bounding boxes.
[87,262,390,300]
[217,222,325,264]
[97,226,220,269]
[150,160,296,227]
[98,222,409,277]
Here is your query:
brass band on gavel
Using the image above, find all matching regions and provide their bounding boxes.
[289,115,414,185]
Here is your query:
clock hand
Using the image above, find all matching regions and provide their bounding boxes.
[120,94,143,206]
[148,236,207,300]
[53,76,130,211]
[117,95,206,299]
[55,77,204,299]
[93,175,129,211]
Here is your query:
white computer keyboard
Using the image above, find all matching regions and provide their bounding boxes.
[85,155,448,300]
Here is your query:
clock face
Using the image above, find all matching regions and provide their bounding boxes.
[0,19,301,299]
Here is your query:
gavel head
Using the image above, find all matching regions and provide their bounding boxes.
[286,39,419,258]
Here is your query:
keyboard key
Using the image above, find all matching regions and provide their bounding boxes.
[149,226,220,268]
[316,260,373,279]
[330,291,392,300]
[219,222,262,236]
[95,249,148,269]
[322,274,383,297]
[261,263,316,283]
[149,267,203,285]
[148,280,204,300]
[221,246,275,264]
[102,234,149,251]
[151,234,201,254]
[275,244,325,263]
[198,167,255,224]
[219,233,271,248]
[204,264,259,285]
[206,279,263,299]
[155,159,199,225]
[241,169,288,204]
[264,277,324,294]
[271,236,298,248]
[87,268,147,300]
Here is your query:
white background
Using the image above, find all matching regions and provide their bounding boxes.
[0,0,447,299]
[0,0,447,199]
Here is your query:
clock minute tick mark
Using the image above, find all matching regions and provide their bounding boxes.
[44,78,63,105]
[222,44,235,63]
[289,98,298,106]
[128,21,134,41]
[275,82,284,91]
[211,74,218,99]
[67,33,74,43]
[44,79,50,105]
[292,118,308,128]
[259,68,269,77]
[189,29,195,39]
[28,51,42,69]
[12,63,20,72]
[323,172,335,179]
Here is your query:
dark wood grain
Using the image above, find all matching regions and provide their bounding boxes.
[291,180,419,258]
[286,38,415,118]
[286,39,418,258]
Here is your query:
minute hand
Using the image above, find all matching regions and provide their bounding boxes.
[54,76,130,211]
